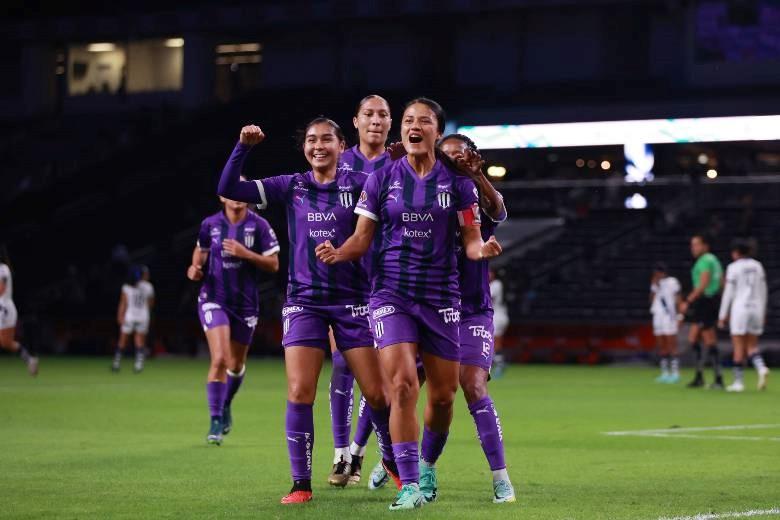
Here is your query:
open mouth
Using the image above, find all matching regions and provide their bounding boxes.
[312,152,328,160]
[409,133,423,144]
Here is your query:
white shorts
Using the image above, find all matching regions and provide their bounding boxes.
[652,312,678,336]
[729,309,763,336]
[0,300,18,329]
[493,311,509,337]
[121,319,150,335]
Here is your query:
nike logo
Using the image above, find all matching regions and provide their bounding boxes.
[475,409,490,414]
[333,389,349,396]
[287,436,299,443]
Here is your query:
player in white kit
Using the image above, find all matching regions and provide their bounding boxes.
[718,240,770,392]
[0,246,38,376]
[113,265,155,373]
[490,269,509,377]
[649,262,682,383]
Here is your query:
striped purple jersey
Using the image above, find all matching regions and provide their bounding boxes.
[340,145,390,173]
[458,200,507,315]
[355,157,480,307]
[197,210,280,314]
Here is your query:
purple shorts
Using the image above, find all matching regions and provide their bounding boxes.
[368,291,460,362]
[281,302,373,351]
[459,311,494,372]
[197,299,257,346]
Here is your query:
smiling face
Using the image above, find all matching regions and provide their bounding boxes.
[401,103,441,158]
[353,96,391,148]
[304,121,345,171]
[438,137,468,162]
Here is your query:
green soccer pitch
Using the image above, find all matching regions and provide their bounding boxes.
[1,357,778,519]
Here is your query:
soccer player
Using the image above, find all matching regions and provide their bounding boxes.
[0,246,38,376]
[649,262,682,383]
[718,239,770,392]
[489,268,509,378]
[679,234,724,389]
[329,94,393,486]
[187,192,280,445]
[113,266,155,373]
[316,98,502,510]
[438,133,516,503]
[217,120,397,505]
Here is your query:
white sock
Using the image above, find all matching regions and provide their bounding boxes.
[333,447,351,464]
[350,442,366,457]
[492,468,510,483]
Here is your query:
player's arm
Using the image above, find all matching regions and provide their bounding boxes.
[216,126,266,203]
[0,278,6,298]
[316,216,376,264]
[454,149,506,222]
[147,289,155,310]
[686,270,711,305]
[117,292,127,325]
[461,225,502,261]
[222,239,279,273]
[717,268,735,328]
[188,247,208,281]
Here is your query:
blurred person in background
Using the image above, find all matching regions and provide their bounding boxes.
[718,239,770,392]
[680,234,724,389]
[490,268,509,378]
[649,262,682,383]
[113,265,155,373]
[0,245,38,376]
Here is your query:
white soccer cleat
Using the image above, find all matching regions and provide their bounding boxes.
[726,381,745,393]
[757,367,769,391]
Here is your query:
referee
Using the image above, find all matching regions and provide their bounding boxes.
[679,233,724,389]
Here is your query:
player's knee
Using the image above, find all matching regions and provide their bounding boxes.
[428,384,457,410]
[390,374,418,406]
[461,378,488,404]
[287,380,316,404]
[209,353,227,371]
[360,382,387,409]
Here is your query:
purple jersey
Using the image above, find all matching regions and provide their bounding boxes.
[340,145,391,173]
[458,199,507,315]
[197,210,280,314]
[356,157,480,307]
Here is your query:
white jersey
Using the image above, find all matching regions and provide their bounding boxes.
[0,263,12,306]
[650,277,680,318]
[719,258,767,321]
[490,279,507,316]
[122,281,154,323]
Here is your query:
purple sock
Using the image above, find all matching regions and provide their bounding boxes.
[421,426,449,465]
[352,396,374,448]
[468,396,506,470]
[225,366,245,407]
[369,405,394,463]
[329,351,354,448]
[392,441,420,484]
[206,381,227,418]
[286,401,314,481]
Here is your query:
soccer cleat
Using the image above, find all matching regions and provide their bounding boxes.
[206,417,223,446]
[493,479,517,504]
[280,490,312,504]
[389,483,425,511]
[348,455,362,485]
[133,361,144,373]
[419,463,438,503]
[382,459,402,491]
[26,356,39,377]
[758,367,770,391]
[655,374,670,383]
[222,405,232,435]
[327,457,351,487]
[709,375,725,390]
[111,362,120,373]
[368,460,390,490]
[726,381,745,392]
[687,373,705,388]
[667,374,680,384]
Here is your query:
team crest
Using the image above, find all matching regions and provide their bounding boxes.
[243,229,255,248]
[339,191,354,208]
[437,191,452,209]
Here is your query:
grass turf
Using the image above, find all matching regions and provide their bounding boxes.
[0,357,778,519]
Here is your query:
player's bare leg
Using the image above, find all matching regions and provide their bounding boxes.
[0,327,37,376]
[112,332,130,372]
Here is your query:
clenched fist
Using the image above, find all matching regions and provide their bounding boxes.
[187,265,204,281]
[240,125,265,146]
[480,235,502,259]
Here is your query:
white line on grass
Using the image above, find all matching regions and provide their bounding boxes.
[604,424,780,441]
[658,507,780,520]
